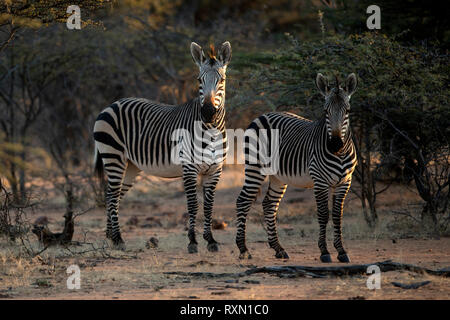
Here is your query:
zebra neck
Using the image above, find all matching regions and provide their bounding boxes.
[196,97,226,132]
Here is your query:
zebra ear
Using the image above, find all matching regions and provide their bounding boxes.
[190,42,206,66]
[316,73,329,96]
[345,73,357,97]
[218,41,232,67]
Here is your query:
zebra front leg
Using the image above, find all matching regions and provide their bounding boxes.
[332,182,351,263]
[202,168,222,252]
[183,165,200,253]
[314,185,331,262]
[262,178,288,259]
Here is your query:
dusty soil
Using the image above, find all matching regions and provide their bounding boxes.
[1,167,449,300]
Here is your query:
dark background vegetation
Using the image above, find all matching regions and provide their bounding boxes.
[0,0,448,235]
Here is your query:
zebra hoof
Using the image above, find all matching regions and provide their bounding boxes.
[188,243,198,254]
[275,250,289,259]
[207,242,219,252]
[239,251,252,259]
[337,253,350,263]
[320,254,332,263]
[112,240,126,251]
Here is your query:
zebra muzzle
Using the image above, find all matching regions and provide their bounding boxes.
[328,135,344,154]
[201,103,217,123]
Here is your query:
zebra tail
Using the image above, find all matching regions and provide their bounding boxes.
[94,149,104,181]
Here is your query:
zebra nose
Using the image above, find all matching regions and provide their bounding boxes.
[331,128,341,137]
[328,135,344,153]
[201,102,217,123]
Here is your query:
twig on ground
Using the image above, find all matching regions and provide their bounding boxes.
[391,281,431,289]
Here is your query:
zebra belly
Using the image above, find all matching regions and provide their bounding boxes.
[138,163,183,178]
[274,172,314,189]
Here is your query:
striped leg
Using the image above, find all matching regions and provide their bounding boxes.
[104,160,127,250]
[119,162,141,202]
[262,177,288,259]
[202,167,222,252]
[313,183,331,262]
[236,165,266,259]
[332,182,351,263]
[183,165,200,253]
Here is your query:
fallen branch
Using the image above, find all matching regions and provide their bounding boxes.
[391,281,431,289]
[32,211,74,246]
[31,206,94,247]
[163,260,450,279]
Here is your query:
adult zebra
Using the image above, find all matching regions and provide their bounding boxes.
[236,73,358,263]
[93,42,232,252]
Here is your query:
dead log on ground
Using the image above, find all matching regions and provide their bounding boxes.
[391,281,431,289]
[244,260,450,278]
[163,260,450,279]
[32,211,74,246]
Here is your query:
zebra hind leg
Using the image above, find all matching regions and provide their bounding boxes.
[119,162,141,201]
[104,162,127,250]
[262,178,288,259]
[235,167,266,259]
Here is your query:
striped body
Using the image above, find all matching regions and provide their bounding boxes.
[94,97,226,178]
[94,97,226,250]
[93,41,232,252]
[236,73,358,262]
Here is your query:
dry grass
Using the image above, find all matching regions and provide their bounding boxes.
[1,169,449,299]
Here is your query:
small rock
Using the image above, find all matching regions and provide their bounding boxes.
[212,219,228,230]
[211,291,229,295]
[126,215,139,226]
[244,280,260,284]
[146,237,159,249]
[348,296,366,300]
[143,217,162,227]
[33,279,52,288]
[224,279,239,284]
[141,220,163,228]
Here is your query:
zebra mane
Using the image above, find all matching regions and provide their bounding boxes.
[207,44,219,66]
[334,75,340,90]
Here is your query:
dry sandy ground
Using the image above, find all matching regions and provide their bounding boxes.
[1,167,449,300]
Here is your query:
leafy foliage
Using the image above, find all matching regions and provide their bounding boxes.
[230,31,449,229]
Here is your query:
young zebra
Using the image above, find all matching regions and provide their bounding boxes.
[236,73,358,263]
[93,42,232,252]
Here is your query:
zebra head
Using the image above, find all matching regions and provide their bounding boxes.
[316,73,357,153]
[190,41,232,124]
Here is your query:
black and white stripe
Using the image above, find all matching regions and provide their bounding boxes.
[93,42,231,252]
[236,73,358,263]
